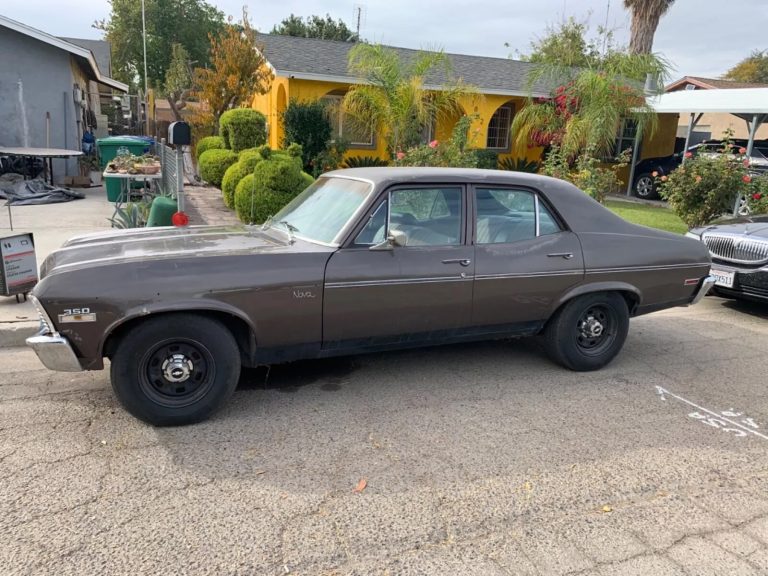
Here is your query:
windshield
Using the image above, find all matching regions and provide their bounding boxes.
[267,176,373,244]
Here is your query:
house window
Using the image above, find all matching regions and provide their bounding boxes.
[486,105,513,150]
[614,119,638,157]
[322,95,375,148]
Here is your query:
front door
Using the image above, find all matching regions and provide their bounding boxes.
[471,185,584,330]
[323,185,474,349]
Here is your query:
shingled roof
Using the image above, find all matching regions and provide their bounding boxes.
[666,76,768,91]
[256,34,551,97]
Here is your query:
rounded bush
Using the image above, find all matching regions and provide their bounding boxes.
[195,136,226,161]
[253,158,306,195]
[234,174,292,224]
[198,149,238,188]
[219,109,267,153]
[238,149,264,172]
[221,161,250,208]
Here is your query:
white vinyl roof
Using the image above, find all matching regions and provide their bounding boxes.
[647,88,768,118]
[0,14,128,92]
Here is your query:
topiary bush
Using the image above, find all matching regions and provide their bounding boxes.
[281,99,333,172]
[234,149,315,224]
[219,108,267,153]
[195,136,226,161]
[221,162,250,208]
[198,148,238,188]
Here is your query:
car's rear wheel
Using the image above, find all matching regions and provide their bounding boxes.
[634,173,658,199]
[543,293,630,371]
[110,314,241,426]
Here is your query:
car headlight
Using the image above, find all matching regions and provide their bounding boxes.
[685,231,701,240]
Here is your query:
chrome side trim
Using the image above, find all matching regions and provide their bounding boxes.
[587,263,710,274]
[476,270,583,280]
[691,275,716,305]
[326,276,471,289]
[26,331,83,372]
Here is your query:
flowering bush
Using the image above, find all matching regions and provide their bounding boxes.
[539,145,629,203]
[393,116,480,168]
[658,143,767,227]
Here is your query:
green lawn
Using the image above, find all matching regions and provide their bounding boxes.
[605,199,688,235]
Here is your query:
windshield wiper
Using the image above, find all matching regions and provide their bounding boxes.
[261,215,274,230]
[278,220,299,243]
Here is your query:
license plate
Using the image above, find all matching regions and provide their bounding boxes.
[710,268,735,288]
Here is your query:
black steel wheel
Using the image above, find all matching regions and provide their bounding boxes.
[543,292,630,371]
[634,173,658,199]
[111,314,241,426]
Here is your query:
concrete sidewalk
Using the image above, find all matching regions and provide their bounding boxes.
[0,185,114,347]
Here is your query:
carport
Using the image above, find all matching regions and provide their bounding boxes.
[627,87,768,198]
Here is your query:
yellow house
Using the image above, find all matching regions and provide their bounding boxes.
[252,33,677,184]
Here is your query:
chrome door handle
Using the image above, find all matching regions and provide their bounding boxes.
[442,258,472,267]
[547,252,574,260]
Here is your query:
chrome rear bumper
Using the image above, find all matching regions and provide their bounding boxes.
[691,274,716,305]
[26,331,83,372]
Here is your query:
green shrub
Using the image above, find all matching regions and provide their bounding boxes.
[238,148,265,172]
[234,174,292,224]
[195,136,226,160]
[198,148,238,188]
[281,99,333,171]
[393,116,479,168]
[472,149,499,170]
[253,158,307,194]
[221,162,250,208]
[342,155,389,168]
[219,108,267,153]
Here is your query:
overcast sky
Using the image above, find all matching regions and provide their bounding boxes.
[10,0,768,79]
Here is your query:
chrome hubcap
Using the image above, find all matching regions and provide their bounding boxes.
[580,316,604,338]
[162,354,194,383]
[637,177,653,195]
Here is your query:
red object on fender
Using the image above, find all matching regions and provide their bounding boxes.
[172,212,190,227]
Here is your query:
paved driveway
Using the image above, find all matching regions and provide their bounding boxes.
[2,296,768,575]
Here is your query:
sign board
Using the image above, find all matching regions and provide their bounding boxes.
[0,233,38,297]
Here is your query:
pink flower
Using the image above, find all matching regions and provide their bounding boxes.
[684,152,693,159]
[660,175,668,182]
[396,151,405,160]
[695,175,702,183]
[739,147,747,154]
[744,159,751,167]
[428,140,438,148]
[743,175,752,183]
[652,171,659,177]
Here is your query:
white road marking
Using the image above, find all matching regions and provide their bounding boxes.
[655,386,768,441]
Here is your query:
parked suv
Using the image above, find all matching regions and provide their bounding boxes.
[632,139,768,199]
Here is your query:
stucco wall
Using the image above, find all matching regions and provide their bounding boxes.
[0,27,79,180]
[677,112,768,142]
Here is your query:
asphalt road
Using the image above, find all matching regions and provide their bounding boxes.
[2,296,768,575]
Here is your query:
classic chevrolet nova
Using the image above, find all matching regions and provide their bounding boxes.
[27,168,714,425]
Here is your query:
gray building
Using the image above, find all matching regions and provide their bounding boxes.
[0,15,127,181]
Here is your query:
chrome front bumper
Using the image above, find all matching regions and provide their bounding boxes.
[691,274,716,305]
[26,331,83,372]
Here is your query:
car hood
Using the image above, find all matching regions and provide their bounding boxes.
[691,215,768,239]
[40,225,294,278]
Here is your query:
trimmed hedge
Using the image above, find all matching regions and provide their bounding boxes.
[219,108,267,153]
[195,136,226,161]
[252,158,307,195]
[199,148,238,188]
[221,162,250,209]
[234,174,291,224]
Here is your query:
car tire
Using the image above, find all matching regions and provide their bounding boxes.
[634,173,658,199]
[543,292,630,371]
[110,314,241,426]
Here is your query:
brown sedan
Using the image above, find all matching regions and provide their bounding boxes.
[27,168,714,425]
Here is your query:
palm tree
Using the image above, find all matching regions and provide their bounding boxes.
[624,0,675,54]
[343,44,474,155]
[511,52,669,160]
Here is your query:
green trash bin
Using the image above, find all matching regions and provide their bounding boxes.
[97,136,155,202]
[146,196,178,227]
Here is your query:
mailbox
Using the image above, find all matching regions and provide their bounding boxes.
[168,121,191,146]
[1,233,38,300]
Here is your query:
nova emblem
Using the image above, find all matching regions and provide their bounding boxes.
[292,289,316,299]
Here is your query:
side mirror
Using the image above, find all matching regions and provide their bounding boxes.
[370,230,407,251]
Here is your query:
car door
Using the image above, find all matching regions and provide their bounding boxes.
[471,185,584,331]
[322,185,474,349]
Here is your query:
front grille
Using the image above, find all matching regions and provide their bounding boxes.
[703,233,768,265]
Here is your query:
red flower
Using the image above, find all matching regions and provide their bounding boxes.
[743,175,752,183]
[739,147,747,154]
[753,193,762,200]
[744,159,751,167]
[684,152,693,158]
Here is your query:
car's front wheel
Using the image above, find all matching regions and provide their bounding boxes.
[543,293,630,371]
[634,173,658,199]
[110,314,241,426]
